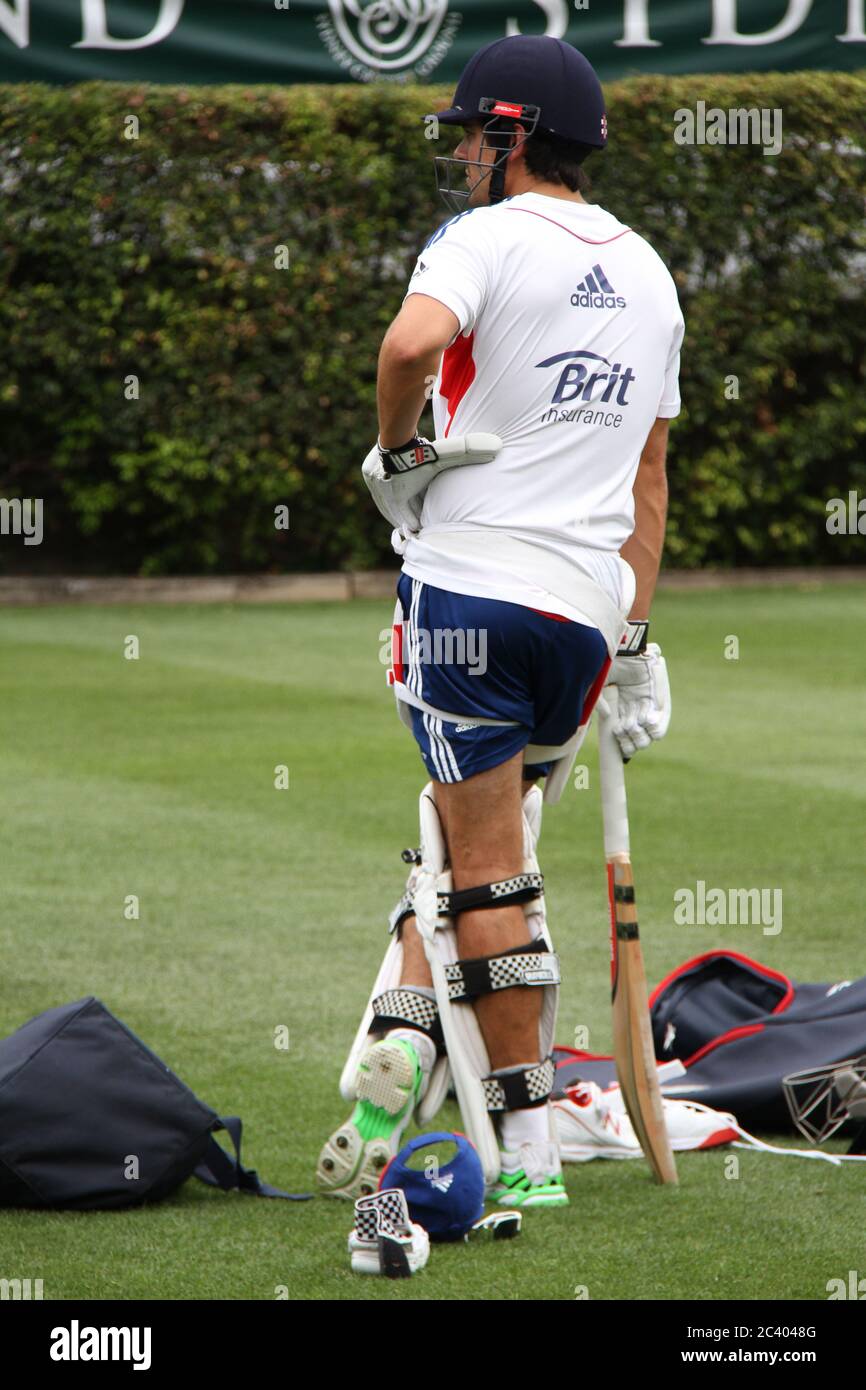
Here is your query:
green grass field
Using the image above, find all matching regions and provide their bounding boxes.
[1,583,865,1301]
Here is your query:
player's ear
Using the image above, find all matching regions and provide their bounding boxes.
[508,122,529,159]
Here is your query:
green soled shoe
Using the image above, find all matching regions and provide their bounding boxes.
[491,1141,569,1209]
[317,1039,423,1201]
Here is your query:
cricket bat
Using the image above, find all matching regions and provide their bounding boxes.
[597,687,678,1185]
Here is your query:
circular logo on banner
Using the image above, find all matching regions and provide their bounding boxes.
[317,1,460,82]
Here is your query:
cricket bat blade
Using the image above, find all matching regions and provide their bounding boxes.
[599,689,678,1186]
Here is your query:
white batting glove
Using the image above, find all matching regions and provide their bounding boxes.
[598,621,671,760]
[362,433,502,552]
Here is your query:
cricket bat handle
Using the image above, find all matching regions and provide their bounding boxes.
[598,686,630,859]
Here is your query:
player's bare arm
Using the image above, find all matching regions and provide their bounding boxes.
[620,416,670,619]
[377,295,459,447]
[603,416,673,758]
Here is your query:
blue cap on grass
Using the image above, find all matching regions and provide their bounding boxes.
[379,1132,485,1241]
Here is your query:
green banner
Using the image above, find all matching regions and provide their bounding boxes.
[1,1,864,85]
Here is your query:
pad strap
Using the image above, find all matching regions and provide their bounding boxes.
[445,940,560,1002]
[387,863,543,936]
[440,873,543,916]
[482,1056,556,1112]
[388,890,415,935]
[372,989,444,1050]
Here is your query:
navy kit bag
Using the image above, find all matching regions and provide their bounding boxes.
[0,996,310,1209]
[554,951,866,1133]
[646,951,866,1127]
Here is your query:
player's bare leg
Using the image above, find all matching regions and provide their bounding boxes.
[398,916,433,988]
[432,753,542,1068]
[395,766,543,1048]
[399,757,545,1073]
[421,753,565,1206]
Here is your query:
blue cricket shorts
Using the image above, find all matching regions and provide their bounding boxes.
[393,573,610,783]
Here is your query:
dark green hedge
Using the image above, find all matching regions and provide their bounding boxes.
[1,74,864,575]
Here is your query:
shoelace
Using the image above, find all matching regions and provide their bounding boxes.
[563,1084,625,1137]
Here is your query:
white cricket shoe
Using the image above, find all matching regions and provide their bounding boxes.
[553,1081,739,1162]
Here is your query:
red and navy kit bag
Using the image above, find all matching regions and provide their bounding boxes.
[650,952,866,1127]
[554,952,866,1131]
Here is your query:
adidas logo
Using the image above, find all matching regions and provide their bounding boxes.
[429,1172,454,1194]
[571,263,626,310]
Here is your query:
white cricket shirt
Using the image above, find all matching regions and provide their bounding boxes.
[400,190,684,622]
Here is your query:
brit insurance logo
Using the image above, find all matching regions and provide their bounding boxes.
[536,350,636,430]
[316,1,461,84]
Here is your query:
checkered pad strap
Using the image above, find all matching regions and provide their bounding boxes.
[372,988,444,1050]
[354,1188,411,1241]
[439,873,544,917]
[352,1202,380,1244]
[445,940,560,1002]
[482,1056,556,1112]
[388,869,543,935]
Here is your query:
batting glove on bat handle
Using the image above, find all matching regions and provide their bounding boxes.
[603,629,672,762]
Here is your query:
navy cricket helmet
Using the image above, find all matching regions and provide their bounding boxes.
[428,35,607,213]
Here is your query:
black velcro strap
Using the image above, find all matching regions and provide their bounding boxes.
[438,873,543,917]
[380,439,437,476]
[482,1056,556,1112]
[372,989,443,1049]
[445,941,560,1002]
